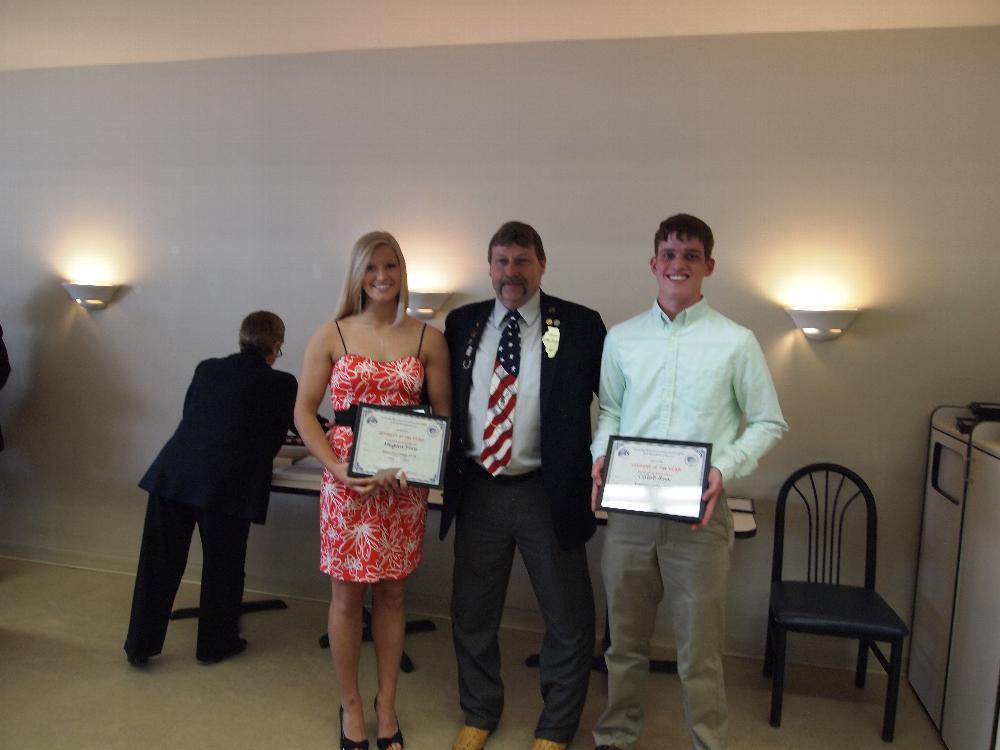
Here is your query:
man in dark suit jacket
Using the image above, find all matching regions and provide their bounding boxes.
[0,322,9,452]
[124,311,297,665]
[442,222,606,750]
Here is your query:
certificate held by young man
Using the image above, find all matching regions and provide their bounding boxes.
[597,436,712,523]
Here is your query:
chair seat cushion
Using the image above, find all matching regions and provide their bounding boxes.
[771,581,909,640]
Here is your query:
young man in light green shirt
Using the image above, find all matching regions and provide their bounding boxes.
[590,214,787,750]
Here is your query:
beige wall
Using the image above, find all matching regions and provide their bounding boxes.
[1,26,998,667]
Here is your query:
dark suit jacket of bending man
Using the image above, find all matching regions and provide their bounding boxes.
[125,349,296,663]
[138,350,296,523]
[440,290,605,548]
[0,322,10,451]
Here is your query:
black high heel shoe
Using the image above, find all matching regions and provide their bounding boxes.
[339,705,369,750]
[374,698,404,750]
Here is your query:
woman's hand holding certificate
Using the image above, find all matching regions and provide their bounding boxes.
[348,405,450,490]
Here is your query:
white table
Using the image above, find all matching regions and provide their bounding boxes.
[271,445,758,674]
[272,445,757,536]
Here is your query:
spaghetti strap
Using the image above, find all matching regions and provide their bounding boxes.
[416,323,427,357]
[334,320,349,355]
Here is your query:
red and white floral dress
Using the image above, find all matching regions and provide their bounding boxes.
[319,353,428,582]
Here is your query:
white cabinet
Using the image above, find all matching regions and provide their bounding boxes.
[910,407,971,727]
[941,421,1000,750]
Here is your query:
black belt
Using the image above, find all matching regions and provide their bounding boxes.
[334,403,429,428]
[333,405,359,427]
[466,458,542,484]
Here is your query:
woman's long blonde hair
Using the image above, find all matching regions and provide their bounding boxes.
[332,231,409,325]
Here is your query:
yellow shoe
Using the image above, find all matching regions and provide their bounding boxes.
[530,740,568,750]
[453,725,490,750]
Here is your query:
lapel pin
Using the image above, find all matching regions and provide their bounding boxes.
[542,324,560,358]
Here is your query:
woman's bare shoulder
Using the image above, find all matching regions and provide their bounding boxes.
[420,322,447,345]
[305,319,348,357]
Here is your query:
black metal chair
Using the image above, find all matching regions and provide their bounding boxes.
[763,463,909,742]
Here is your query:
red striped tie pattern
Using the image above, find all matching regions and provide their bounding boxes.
[480,310,522,475]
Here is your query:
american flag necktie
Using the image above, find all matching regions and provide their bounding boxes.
[480,310,522,475]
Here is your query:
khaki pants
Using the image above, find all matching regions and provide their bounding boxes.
[595,499,733,750]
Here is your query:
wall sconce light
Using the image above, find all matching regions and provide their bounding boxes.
[62,282,121,311]
[785,308,860,341]
[407,291,451,319]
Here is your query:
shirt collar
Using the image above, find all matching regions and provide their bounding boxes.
[492,292,541,329]
[649,296,709,327]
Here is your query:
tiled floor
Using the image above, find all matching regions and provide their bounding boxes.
[0,557,943,749]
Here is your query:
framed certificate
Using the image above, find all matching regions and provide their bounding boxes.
[598,436,713,523]
[347,404,450,489]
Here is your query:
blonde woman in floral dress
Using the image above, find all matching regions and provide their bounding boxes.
[295,231,450,750]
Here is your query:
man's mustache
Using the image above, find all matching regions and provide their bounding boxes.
[499,276,527,286]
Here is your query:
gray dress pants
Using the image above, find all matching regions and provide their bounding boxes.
[451,467,596,743]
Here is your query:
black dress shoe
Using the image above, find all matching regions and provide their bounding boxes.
[197,637,247,664]
[340,705,369,750]
[376,728,403,750]
[374,697,403,750]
